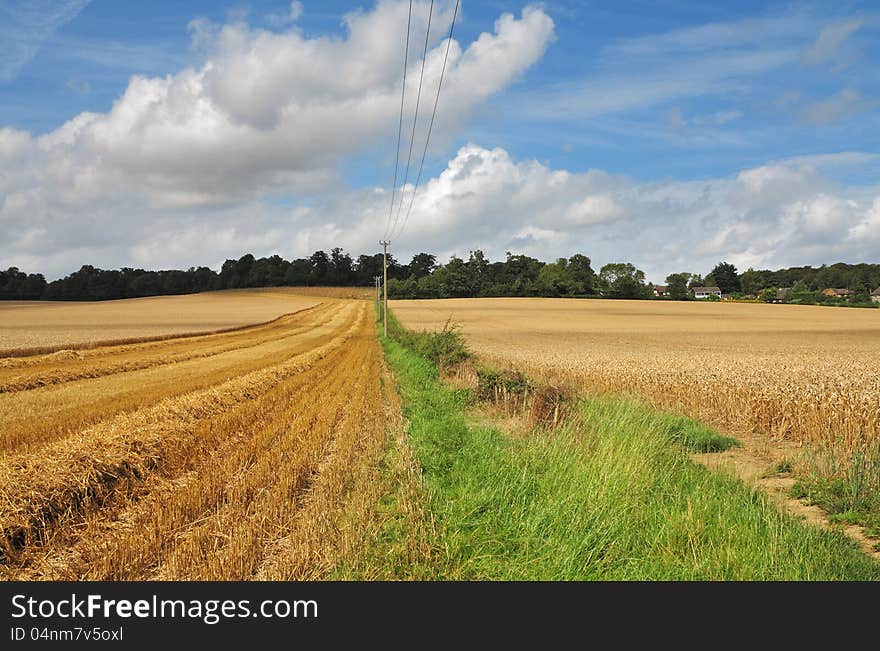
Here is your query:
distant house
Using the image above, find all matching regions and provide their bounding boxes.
[653,284,669,297]
[822,288,852,298]
[777,287,791,301]
[692,286,721,299]
[872,288,880,304]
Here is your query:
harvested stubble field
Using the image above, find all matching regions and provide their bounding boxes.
[392,298,880,512]
[0,289,395,580]
[0,288,335,356]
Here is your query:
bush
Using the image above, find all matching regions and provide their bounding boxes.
[385,312,471,371]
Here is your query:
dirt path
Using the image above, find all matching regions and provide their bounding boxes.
[692,431,880,560]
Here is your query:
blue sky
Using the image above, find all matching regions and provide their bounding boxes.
[1,1,879,281]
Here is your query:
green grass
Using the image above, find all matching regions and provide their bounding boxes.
[363,315,880,580]
[793,478,880,540]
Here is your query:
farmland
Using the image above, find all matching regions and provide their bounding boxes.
[2,289,877,581]
[0,288,376,356]
[0,290,393,579]
[392,297,880,537]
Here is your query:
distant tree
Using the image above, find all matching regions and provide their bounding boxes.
[284,258,313,285]
[355,254,384,285]
[432,256,473,297]
[0,267,47,300]
[759,287,777,303]
[387,277,418,299]
[665,272,693,300]
[501,253,544,295]
[567,254,597,294]
[709,262,741,294]
[407,253,437,279]
[309,250,330,284]
[739,268,761,295]
[687,274,704,290]
[599,262,650,299]
[329,247,354,285]
[466,250,491,295]
[537,259,583,296]
[786,280,815,304]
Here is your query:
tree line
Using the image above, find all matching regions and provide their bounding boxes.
[1,250,878,304]
[662,261,880,305]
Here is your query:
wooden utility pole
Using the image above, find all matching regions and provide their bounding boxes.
[379,240,390,337]
[374,275,380,306]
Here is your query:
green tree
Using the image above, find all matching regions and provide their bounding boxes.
[759,287,777,303]
[537,259,584,296]
[432,256,473,297]
[787,280,815,304]
[665,272,693,300]
[567,254,596,294]
[709,262,741,294]
[599,262,650,299]
[407,253,437,279]
[467,250,490,295]
[329,248,354,284]
[309,251,330,284]
[739,267,770,295]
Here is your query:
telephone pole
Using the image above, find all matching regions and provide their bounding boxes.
[379,240,390,337]
[374,275,381,306]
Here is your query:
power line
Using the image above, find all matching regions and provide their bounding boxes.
[393,0,460,241]
[383,0,414,241]
[388,0,434,238]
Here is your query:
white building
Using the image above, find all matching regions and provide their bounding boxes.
[692,286,721,299]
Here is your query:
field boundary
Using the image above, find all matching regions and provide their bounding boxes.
[468,360,880,559]
[692,431,880,560]
[467,354,880,559]
[373,309,880,579]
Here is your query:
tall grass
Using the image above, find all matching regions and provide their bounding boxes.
[371,319,879,579]
[390,298,880,536]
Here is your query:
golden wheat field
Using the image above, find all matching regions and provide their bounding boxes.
[0,288,340,356]
[0,288,395,580]
[392,298,880,464]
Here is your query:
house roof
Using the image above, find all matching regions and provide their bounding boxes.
[828,288,853,295]
[872,288,880,296]
[653,285,668,292]
[692,286,721,293]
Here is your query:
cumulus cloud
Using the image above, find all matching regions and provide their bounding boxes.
[267,144,880,283]
[2,2,878,285]
[0,2,554,276]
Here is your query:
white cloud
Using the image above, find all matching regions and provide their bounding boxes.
[5,134,878,282]
[265,2,304,27]
[3,3,878,285]
[849,198,880,243]
[564,195,623,226]
[0,3,554,277]
[288,144,880,283]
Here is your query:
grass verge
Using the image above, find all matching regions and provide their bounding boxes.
[361,310,880,579]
